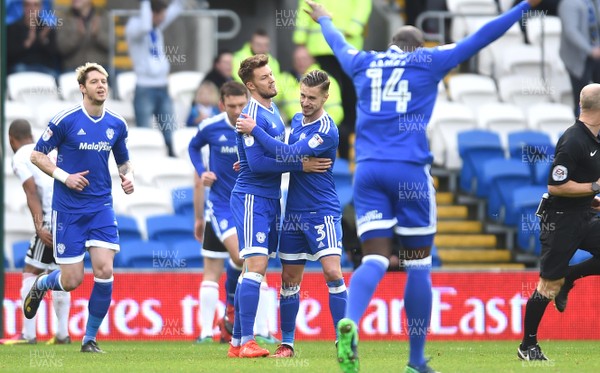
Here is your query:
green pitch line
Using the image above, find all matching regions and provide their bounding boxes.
[0,340,599,372]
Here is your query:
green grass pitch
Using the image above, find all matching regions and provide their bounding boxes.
[0,340,599,372]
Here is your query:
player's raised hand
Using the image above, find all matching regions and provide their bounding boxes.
[119,173,135,194]
[304,0,333,22]
[65,170,90,192]
[302,157,332,173]
[526,0,542,8]
[235,113,257,134]
[201,171,217,187]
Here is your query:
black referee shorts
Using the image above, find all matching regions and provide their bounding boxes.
[25,230,57,270]
[539,209,600,280]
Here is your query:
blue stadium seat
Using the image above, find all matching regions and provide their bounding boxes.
[534,161,552,185]
[118,240,170,268]
[516,205,541,255]
[507,130,554,160]
[505,185,547,227]
[457,129,505,196]
[483,159,533,221]
[172,239,203,268]
[12,240,30,268]
[116,214,142,243]
[570,250,593,265]
[172,187,194,217]
[146,214,195,248]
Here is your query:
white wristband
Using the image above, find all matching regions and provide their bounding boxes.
[52,168,69,184]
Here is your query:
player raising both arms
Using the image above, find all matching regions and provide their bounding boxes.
[304,0,543,372]
[236,69,347,358]
[24,62,134,353]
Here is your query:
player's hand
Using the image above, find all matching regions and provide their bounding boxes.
[233,161,240,172]
[592,196,600,212]
[194,218,205,242]
[235,113,257,134]
[119,173,134,194]
[526,0,542,8]
[304,0,333,22]
[302,157,332,173]
[201,171,217,187]
[37,227,53,247]
[65,170,90,192]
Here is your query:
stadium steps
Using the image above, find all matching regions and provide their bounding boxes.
[434,234,496,248]
[437,249,512,263]
[441,263,525,270]
[437,205,468,219]
[437,221,482,233]
[437,191,453,204]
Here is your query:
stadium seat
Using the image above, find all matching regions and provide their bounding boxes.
[497,75,553,111]
[4,211,35,269]
[457,129,505,195]
[477,102,527,148]
[12,240,30,268]
[484,159,533,222]
[116,71,136,102]
[126,127,169,160]
[58,71,80,102]
[506,185,547,227]
[135,157,194,191]
[8,72,59,103]
[168,71,205,104]
[116,214,143,243]
[4,181,28,214]
[446,0,498,42]
[105,99,136,127]
[447,73,499,107]
[113,186,174,238]
[172,127,199,159]
[429,101,477,170]
[527,103,574,143]
[118,239,170,268]
[173,239,203,268]
[471,20,522,76]
[549,72,574,107]
[525,16,561,57]
[497,44,553,78]
[570,250,593,265]
[534,161,551,185]
[35,100,81,130]
[516,202,542,255]
[507,130,554,182]
[437,80,448,101]
[146,214,195,247]
[172,187,195,216]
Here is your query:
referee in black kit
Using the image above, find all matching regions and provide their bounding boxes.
[518,83,600,361]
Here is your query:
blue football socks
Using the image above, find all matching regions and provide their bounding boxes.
[279,284,300,346]
[83,277,113,344]
[225,260,242,308]
[239,273,262,345]
[327,278,348,339]
[37,270,65,291]
[404,258,432,368]
[346,256,388,323]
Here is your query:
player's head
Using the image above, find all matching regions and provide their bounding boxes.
[150,0,169,26]
[250,29,270,55]
[293,46,315,75]
[76,62,109,104]
[219,81,249,125]
[238,54,277,100]
[579,83,600,117]
[8,119,34,153]
[213,49,233,79]
[299,70,330,120]
[391,25,424,52]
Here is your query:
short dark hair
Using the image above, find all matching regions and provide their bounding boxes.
[238,54,269,84]
[213,49,232,66]
[301,70,330,94]
[253,28,269,38]
[391,25,425,52]
[151,0,169,13]
[8,119,33,141]
[220,81,249,102]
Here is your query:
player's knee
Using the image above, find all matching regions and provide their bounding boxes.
[537,278,564,299]
[321,265,342,283]
[92,263,114,280]
[281,270,302,285]
[60,274,83,291]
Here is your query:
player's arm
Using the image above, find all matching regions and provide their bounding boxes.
[126,0,152,40]
[431,1,536,71]
[242,134,304,173]
[113,123,134,194]
[547,144,593,197]
[117,161,134,195]
[188,128,208,177]
[192,172,205,242]
[22,177,52,247]
[158,0,185,30]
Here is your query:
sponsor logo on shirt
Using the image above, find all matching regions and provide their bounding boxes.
[79,141,112,152]
[220,146,237,154]
[552,165,567,182]
[356,210,384,226]
[42,128,53,141]
[308,134,324,149]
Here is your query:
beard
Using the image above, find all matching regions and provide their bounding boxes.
[258,88,277,100]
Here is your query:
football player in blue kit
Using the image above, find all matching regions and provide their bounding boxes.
[235,69,347,358]
[304,0,542,372]
[24,62,134,353]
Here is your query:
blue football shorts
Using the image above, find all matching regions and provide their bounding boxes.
[230,192,279,259]
[278,212,343,265]
[353,160,436,248]
[52,208,119,264]
[207,198,237,242]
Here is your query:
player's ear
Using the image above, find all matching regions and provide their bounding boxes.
[218,100,225,112]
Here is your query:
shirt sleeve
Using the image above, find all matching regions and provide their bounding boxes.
[548,137,578,186]
[11,152,33,184]
[318,17,367,77]
[34,120,65,154]
[112,122,130,165]
[429,1,531,79]
[250,125,335,158]
[188,127,207,176]
[242,133,303,173]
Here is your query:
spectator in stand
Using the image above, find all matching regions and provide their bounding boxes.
[232,29,282,86]
[186,81,220,127]
[56,0,109,72]
[126,0,187,156]
[202,49,234,89]
[7,0,61,79]
[294,0,372,159]
[278,46,343,125]
[6,0,55,26]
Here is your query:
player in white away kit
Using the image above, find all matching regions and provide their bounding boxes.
[0,120,71,345]
[24,62,134,353]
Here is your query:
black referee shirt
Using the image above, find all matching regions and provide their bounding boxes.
[548,120,600,210]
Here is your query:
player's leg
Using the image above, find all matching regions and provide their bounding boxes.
[155,88,175,156]
[82,208,120,353]
[320,255,347,342]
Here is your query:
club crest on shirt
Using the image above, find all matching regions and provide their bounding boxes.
[552,165,567,181]
[256,232,266,244]
[299,133,306,140]
[220,219,228,230]
[244,134,255,147]
[106,128,115,140]
[42,127,53,141]
[308,134,323,148]
[57,243,66,255]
